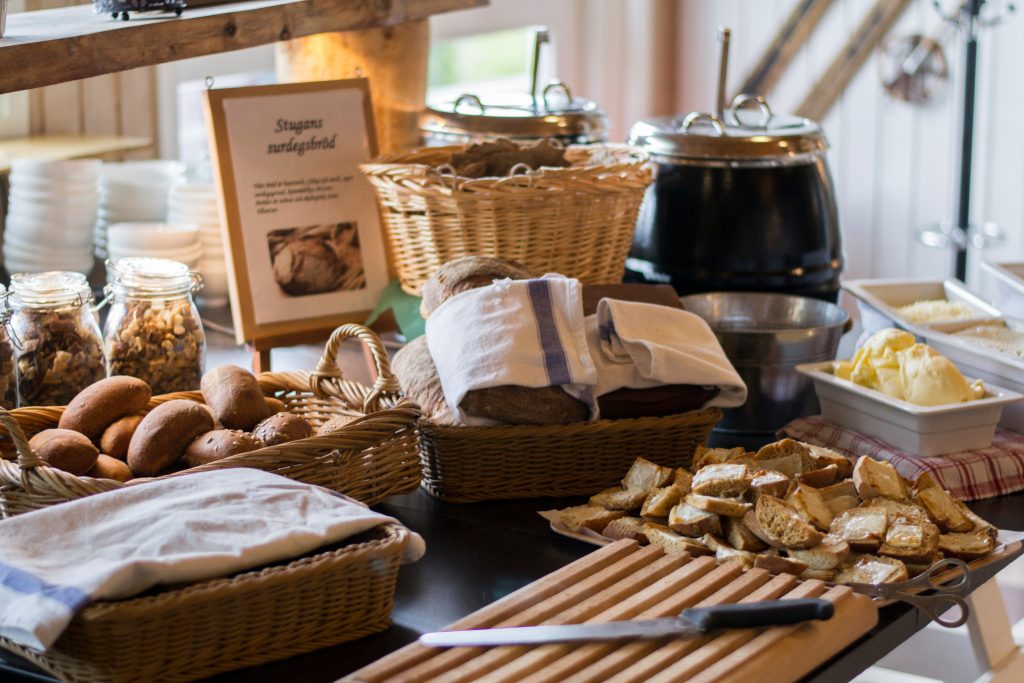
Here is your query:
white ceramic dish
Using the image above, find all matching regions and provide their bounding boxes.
[843,278,1000,335]
[107,222,199,249]
[9,176,96,194]
[12,159,101,181]
[980,262,1024,319]
[3,229,91,252]
[796,361,1022,456]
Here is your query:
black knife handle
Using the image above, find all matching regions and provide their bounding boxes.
[683,599,835,633]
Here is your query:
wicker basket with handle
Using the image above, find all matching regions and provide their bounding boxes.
[360,144,652,295]
[0,522,411,683]
[417,407,722,503]
[0,324,421,517]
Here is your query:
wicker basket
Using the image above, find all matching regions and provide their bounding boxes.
[360,144,652,295]
[0,324,421,517]
[0,522,411,683]
[417,408,722,503]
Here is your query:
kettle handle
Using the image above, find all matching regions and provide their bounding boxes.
[679,112,725,136]
[729,93,774,128]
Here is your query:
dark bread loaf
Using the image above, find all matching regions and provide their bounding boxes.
[391,335,456,425]
[127,400,215,476]
[460,386,588,425]
[252,412,313,446]
[419,256,535,319]
[99,413,145,461]
[58,376,152,440]
[183,429,261,468]
[29,428,99,475]
[200,365,273,430]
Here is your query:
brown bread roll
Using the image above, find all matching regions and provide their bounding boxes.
[419,256,535,319]
[29,428,99,475]
[200,365,272,430]
[391,335,455,425]
[252,412,313,446]
[318,415,356,434]
[265,396,287,414]
[58,376,152,440]
[183,429,261,468]
[87,454,133,482]
[461,386,588,425]
[127,400,215,476]
[99,414,145,461]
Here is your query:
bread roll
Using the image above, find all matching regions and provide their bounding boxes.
[318,415,356,434]
[391,336,455,424]
[252,412,312,446]
[419,256,534,318]
[265,396,287,414]
[127,400,215,476]
[87,454,133,482]
[183,429,261,468]
[29,428,99,475]
[461,386,588,425]
[58,376,152,440]
[99,413,145,461]
[200,365,272,430]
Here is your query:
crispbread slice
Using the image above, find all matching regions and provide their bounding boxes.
[692,445,744,470]
[787,535,851,570]
[560,505,625,532]
[796,465,839,488]
[938,530,997,560]
[673,468,694,491]
[743,510,785,550]
[589,487,649,511]
[806,444,854,479]
[724,516,768,552]
[878,517,940,564]
[787,484,834,532]
[622,457,674,491]
[953,500,999,540]
[912,474,973,532]
[754,439,816,477]
[643,523,713,556]
[754,495,824,550]
[691,463,752,497]
[750,469,792,500]
[860,497,930,522]
[702,534,757,569]
[668,502,722,537]
[818,480,860,515]
[685,493,753,518]
[829,507,889,552]
[853,456,908,501]
[800,567,837,582]
[641,482,688,520]
[836,555,909,585]
[602,516,648,543]
[754,554,808,576]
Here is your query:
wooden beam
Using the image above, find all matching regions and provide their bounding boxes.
[0,0,486,94]
[736,0,833,98]
[0,133,151,172]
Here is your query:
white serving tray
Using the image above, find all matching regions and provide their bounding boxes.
[980,262,1024,319]
[796,361,1022,457]
[843,278,1000,335]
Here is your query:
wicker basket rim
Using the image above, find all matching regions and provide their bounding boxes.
[418,406,723,434]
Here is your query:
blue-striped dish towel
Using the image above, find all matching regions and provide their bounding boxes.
[0,468,425,652]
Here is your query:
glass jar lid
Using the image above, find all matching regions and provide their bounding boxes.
[8,271,94,309]
[107,257,201,299]
[628,95,828,161]
[422,82,609,142]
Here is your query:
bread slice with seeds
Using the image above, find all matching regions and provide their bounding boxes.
[754,495,824,549]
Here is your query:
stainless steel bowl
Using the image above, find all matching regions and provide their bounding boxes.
[681,291,850,435]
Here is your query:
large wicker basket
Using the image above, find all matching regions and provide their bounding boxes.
[360,144,652,295]
[417,408,722,503]
[0,522,411,683]
[0,324,421,517]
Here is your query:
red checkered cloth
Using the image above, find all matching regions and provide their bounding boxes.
[781,416,1024,501]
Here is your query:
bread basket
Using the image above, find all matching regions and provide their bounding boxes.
[359,144,652,295]
[0,324,421,517]
[0,522,411,683]
[417,408,722,503]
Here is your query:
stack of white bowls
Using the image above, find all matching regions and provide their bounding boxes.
[168,184,229,305]
[5,159,99,275]
[95,161,187,259]
[106,223,202,269]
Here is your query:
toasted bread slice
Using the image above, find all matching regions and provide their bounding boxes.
[743,510,786,550]
[691,463,752,497]
[602,516,648,543]
[701,534,757,569]
[787,535,851,570]
[878,517,940,564]
[787,484,834,532]
[692,445,744,470]
[912,474,973,532]
[836,555,908,585]
[938,530,997,561]
[560,505,625,532]
[861,497,930,522]
[806,444,854,479]
[750,469,793,500]
[641,483,688,520]
[953,500,999,540]
[622,457,674,491]
[800,567,837,582]
[818,480,860,515]
[796,465,839,488]
[643,523,713,556]
[724,516,768,552]
[589,487,649,512]
[668,502,723,537]
[829,508,889,552]
[673,468,694,491]
[754,495,825,550]
[754,554,808,576]
[754,439,816,477]
[853,456,908,501]
[685,493,753,518]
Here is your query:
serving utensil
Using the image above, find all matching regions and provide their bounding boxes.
[846,557,971,628]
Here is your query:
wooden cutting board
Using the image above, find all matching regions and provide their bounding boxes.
[344,539,878,683]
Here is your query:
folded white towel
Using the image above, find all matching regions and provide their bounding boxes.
[580,299,747,413]
[0,469,425,652]
[425,276,597,425]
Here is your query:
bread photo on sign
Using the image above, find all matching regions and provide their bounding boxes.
[267,222,365,297]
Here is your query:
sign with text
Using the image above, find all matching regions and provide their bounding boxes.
[204,79,386,346]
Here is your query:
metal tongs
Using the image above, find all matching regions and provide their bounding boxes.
[847,557,972,628]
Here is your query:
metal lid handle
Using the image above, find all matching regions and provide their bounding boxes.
[679,112,726,136]
[453,93,485,114]
[730,93,774,128]
[542,81,574,110]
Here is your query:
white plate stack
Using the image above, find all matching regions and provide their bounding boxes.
[4,159,100,275]
[168,184,230,306]
[95,161,187,259]
[107,223,202,270]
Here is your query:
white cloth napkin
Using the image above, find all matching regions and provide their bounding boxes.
[0,468,425,652]
[425,276,597,425]
[580,298,747,412]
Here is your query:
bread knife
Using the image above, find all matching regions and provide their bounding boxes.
[419,598,834,647]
